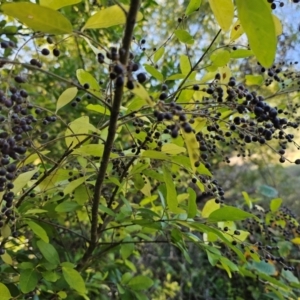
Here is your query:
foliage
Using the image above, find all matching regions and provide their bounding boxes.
[0,0,299,299]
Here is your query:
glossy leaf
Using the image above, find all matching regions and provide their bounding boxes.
[62,266,87,294]
[20,269,39,293]
[236,0,276,67]
[174,30,194,44]
[83,5,143,30]
[208,0,234,31]
[1,3,72,34]
[56,87,78,112]
[208,206,255,222]
[127,275,154,291]
[40,0,82,10]
[26,221,49,243]
[186,0,202,16]
[202,199,220,218]
[37,240,60,265]
[0,283,11,300]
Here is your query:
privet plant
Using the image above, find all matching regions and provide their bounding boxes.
[0,0,300,299]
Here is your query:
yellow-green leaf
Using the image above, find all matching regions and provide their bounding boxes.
[181,130,200,172]
[0,283,11,300]
[161,143,186,155]
[76,69,101,98]
[270,198,282,212]
[12,169,37,194]
[180,55,191,75]
[236,0,276,67]
[186,0,202,16]
[245,75,263,86]
[291,238,300,245]
[1,252,13,265]
[230,19,244,41]
[62,266,87,294]
[210,49,231,67]
[40,0,82,10]
[1,2,72,34]
[131,83,153,107]
[202,199,220,218]
[56,87,78,112]
[1,224,11,238]
[26,221,49,243]
[153,47,165,63]
[208,206,255,222]
[86,104,110,116]
[273,14,282,36]
[187,187,197,218]
[144,64,164,81]
[230,49,253,59]
[208,0,234,31]
[83,5,143,30]
[174,29,194,44]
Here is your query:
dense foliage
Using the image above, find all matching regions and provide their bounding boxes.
[0,0,300,299]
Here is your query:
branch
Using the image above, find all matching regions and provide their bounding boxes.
[77,0,141,270]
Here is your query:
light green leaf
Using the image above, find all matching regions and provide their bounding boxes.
[186,0,202,16]
[210,49,231,67]
[1,252,13,265]
[163,166,184,213]
[76,69,101,98]
[120,243,134,260]
[56,87,78,112]
[63,176,90,195]
[42,271,60,282]
[40,0,82,10]
[26,221,49,243]
[236,0,276,67]
[230,49,254,59]
[270,198,282,212]
[131,83,153,107]
[181,130,200,172]
[144,64,164,81]
[1,224,11,238]
[55,201,80,213]
[142,150,170,160]
[1,3,72,34]
[0,283,11,300]
[86,104,110,116]
[166,73,186,81]
[174,29,194,44]
[12,169,37,194]
[245,75,263,86]
[25,209,48,215]
[62,266,87,294]
[202,199,220,218]
[161,143,186,155]
[83,5,143,30]
[37,240,60,265]
[208,0,234,31]
[180,55,191,75]
[208,206,255,222]
[153,47,165,63]
[19,269,39,293]
[187,187,197,218]
[127,275,154,291]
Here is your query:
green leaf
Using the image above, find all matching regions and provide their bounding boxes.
[55,201,79,213]
[19,269,39,293]
[127,275,154,291]
[12,169,37,194]
[251,261,277,276]
[174,29,194,44]
[153,47,165,63]
[208,0,234,31]
[56,87,78,112]
[26,221,49,243]
[144,64,164,81]
[86,104,110,116]
[1,3,72,34]
[187,187,197,218]
[161,143,186,155]
[37,240,60,265]
[181,130,200,172]
[1,252,13,265]
[40,0,82,10]
[208,206,255,222]
[131,83,153,107]
[42,271,60,282]
[0,283,11,300]
[245,75,263,86]
[230,49,254,59]
[120,243,134,260]
[63,176,91,195]
[83,5,143,30]
[76,69,101,98]
[202,199,220,218]
[142,150,170,160]
[162,166,183,213]
[270,198,282,212]
[236,0,276,67]
[62,266,87,294]
[180,55,191,75]
[166,73,186,81]
[210,49,231,67]
[1,224,11,238]
[185,0,202,16]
